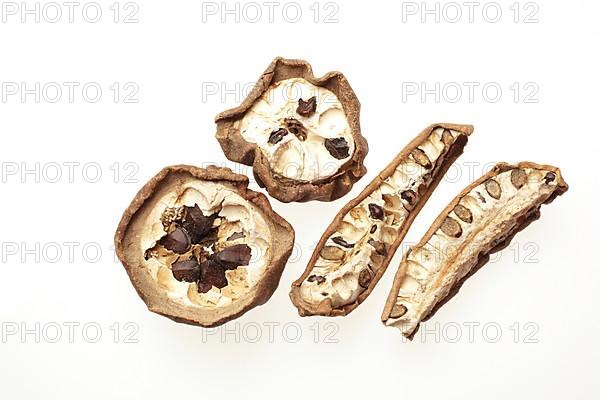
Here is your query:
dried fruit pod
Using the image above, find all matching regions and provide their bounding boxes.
[114,165,294,327]
[289,123,473,316]
[215,57,368,203]
[381,162,568,339]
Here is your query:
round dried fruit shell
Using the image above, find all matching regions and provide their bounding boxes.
[114,165,295,328]
[215,57,369,203]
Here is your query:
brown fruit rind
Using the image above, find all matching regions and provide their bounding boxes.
[215,57,368,203]
[289,123,474,316]
[114,165,295,327]
[381,162,568,339]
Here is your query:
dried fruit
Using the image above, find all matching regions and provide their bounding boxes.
[290,123,474,317]
[268,128,288,144]
[297,96,317,117]
[215,57,368,203]
[382,162,568,339]
[368,203,385,220]
[324,137,350,159]
[115,165,295,327]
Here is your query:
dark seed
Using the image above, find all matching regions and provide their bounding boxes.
[453,204,473,223]
[159,227,191,254]
[210,244,252,270]
[368,239,386,255]
[226,232,245,241]
[198,259,228,291]
[390,304,408,318]
[296,96,317,117]
[510,168,527,189]
[182,205,217,243]
[268,128,288,144]
[440,217,462,238]
[358,269,372,288]
[485,179,502,200]
[332,236,354,248]
[324,137,350,159]
[171,259,201,282]
[370,225,377,234]
[411,148,432,169]
[400,190,417,207]
[307,275,326,284]
[544,172,556,184]
[368,203,385,220]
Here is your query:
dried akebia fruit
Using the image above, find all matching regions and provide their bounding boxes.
[115,165,295,327]
[215,57,368,203]
[289,123,473,317]
[381,162,568,339]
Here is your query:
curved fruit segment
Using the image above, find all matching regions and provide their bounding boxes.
[289,123,474,316]
[115,165,295,327]
[381,162,568,339]
[215,57,368,203]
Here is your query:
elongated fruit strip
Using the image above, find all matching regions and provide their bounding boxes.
[381,162,568,338]
[290,123,473,316]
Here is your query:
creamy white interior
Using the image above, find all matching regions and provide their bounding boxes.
[385,167,560,337]
[298,128,460,309]
[140,179,272,309]
[239,78,354,182]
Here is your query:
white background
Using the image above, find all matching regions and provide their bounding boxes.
[1,0,598,398]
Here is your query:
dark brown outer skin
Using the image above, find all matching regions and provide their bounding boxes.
[114,165,295,328]
[215,57,368,203]
[380,162,569,340]
[289,123,474,317]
